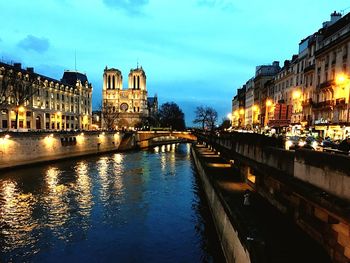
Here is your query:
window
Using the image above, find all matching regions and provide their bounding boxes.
[2,120,8,129]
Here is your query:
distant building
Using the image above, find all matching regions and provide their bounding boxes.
[92,110,102,130]
[254,61,280,126]
[0,62,92,131]
[102,65,157,129]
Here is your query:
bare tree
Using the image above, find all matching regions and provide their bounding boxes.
[193,106,208,130]
[100,100,120,130]
[193,106,217,131]
[205,107,218,131]
[0,67,38,129]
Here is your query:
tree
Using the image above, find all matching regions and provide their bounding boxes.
[205,107,218,131]
[219,118,231,130]
[0,67,39,129]
[158,102,186,130]
[193,106,208,130]
[101,100,120,130]
[193,106,218,131]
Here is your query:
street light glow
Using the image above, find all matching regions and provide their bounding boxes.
[292,90,301,99]
[266,99,272,107]
[335,73,349,85]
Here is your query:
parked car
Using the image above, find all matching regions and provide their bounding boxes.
[320,138,339,149]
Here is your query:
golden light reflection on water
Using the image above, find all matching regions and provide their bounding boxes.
[113,154,124,192]
[97,157,110,201]
[74,161,93,217]
[0,180,38,252]
[44,167,69,232]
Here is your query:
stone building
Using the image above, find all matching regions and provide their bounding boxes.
[102,66,157,129]
[244,78,255,128]
[254,61,280,127]
[312,11,350,138]
[0,62,92,131]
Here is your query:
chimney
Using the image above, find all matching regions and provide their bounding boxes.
[26,67,34,74]
[284,60,290,67]
[330,11,342,24]
[13,63,21,70]
[272,61,280,68]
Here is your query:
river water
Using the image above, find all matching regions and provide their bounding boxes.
[0,143,224,263]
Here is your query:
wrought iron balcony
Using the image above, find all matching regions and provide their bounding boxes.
[335,98,346,107]
[303,64,315,73]
[318,80,334,90]
[313,100,334,109]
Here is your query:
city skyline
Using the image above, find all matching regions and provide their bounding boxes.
[0,0,348,125]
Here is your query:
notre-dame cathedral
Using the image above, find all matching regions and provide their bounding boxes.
[102,65,157,129]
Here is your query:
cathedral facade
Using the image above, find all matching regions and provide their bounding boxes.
[102,66,157,129]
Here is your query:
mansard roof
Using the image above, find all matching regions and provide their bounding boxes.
[61,70,89,86]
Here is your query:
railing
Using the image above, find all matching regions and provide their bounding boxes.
[313,100,334,109]
[303,64,315,73]
[318,80,334,90]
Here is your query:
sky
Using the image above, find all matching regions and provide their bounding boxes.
[0,0,349,126]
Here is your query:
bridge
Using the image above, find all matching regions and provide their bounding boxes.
[196,131,350,263]
[135,131,197,148]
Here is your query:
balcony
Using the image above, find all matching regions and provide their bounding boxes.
[318,80,334,90]
[313,100,334,109]
[335,98,346,107]
[303,64,315,73]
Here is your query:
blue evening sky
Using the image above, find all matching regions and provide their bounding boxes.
[0,0,348,125]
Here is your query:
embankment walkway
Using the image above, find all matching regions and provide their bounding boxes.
[192,143,330,263]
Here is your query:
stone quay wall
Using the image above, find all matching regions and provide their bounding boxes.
[191,146,251,263]
[0,131,129,169]
[197,132,350,263]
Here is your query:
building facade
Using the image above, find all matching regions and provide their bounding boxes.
[230,11,350,139]
[244,78,255,128]
[102,66,157,129]
[0,62,92,131]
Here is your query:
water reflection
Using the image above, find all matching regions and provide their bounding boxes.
[74,161,92,217]
[43,167,70,239]
[0,143,223,262]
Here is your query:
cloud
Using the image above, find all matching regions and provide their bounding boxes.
[197,0,235,11]
[17,35,50,53]
[103,0,149,15]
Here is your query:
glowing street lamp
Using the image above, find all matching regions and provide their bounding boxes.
[18,106,25,113]
[292,90,302,100]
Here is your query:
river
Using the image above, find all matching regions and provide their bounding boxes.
[0,143,224,263]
